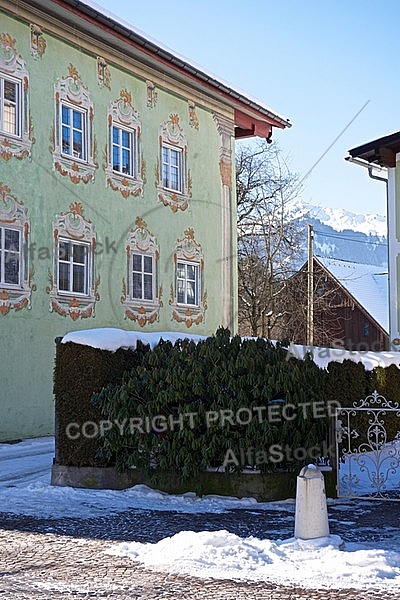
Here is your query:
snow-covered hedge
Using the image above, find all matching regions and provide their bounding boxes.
[54,327,400,481]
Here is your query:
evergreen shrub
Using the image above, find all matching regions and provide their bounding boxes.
[92,329,331,480]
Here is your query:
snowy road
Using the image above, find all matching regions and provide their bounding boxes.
[0,437,54,485]
[1,437,400,597]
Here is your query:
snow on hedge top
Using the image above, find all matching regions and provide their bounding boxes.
[288,343,400,371]
[61,328,207,352]
[61,328,400,370]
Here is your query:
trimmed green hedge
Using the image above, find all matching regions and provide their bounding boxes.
[53,340,148,466]
[92,329,330,479]
[53,329,400,484]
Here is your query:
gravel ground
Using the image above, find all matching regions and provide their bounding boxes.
[1,528,399,600]
[1,500,400,599]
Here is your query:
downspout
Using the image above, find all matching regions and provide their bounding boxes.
[345,156,391,348]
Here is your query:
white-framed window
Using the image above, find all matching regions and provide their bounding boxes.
[49,203,99,320]
[162,144,182,192]
[131,252,154,301]
[122,217,161,325]
[0,75,21,138]
[0,185,33,315]
[0,225,21,287]
[170,228,206,327]
[57,239,89,295]
[112,125,135,176]
[0,36,32,160]
[61,103,87,161]
[157,114,190,211]
[105,91,143,197]
[53,65,96,184]
[176,261,199,306]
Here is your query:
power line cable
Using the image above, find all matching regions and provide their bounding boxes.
[313,229,387,247]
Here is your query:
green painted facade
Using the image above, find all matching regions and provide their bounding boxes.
[0,1,288,441]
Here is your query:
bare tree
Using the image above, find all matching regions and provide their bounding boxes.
[236,140,302,337]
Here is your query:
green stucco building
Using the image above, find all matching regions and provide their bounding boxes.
[0,0,290,441]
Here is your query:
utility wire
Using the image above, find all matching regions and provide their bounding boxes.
[313,228,387,247]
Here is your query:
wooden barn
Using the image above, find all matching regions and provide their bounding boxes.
[281,256,389,351]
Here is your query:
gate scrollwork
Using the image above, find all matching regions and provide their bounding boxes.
[334,391,400,500]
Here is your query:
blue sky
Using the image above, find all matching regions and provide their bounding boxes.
[93,0,399,216]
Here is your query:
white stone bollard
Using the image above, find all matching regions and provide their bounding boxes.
[294,464,330,540]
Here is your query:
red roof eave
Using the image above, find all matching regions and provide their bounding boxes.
[234,109,286,140]
[43,0,290,140]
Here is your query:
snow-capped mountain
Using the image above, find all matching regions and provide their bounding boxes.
[305,205,387,238]
[291,202,388,267]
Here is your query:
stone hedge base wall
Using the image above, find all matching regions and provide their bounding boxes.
[51,464,337,501]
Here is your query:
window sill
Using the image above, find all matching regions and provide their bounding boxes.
[61,152,88,165]
[106,167,143,198]
[123,297,162,327]
[0,132,32,160]
[53,152,96,184]
[157,185,190,212]
[0,284,33,314]
[49,288,98,320]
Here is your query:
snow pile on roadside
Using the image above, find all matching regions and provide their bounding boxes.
[107,530,400,590]
[0,437,292,518]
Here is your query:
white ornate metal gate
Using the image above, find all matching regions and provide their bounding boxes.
[334,391,400,500]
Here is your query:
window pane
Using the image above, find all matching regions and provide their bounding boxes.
[4,80,16,103]
[73,264,85,293]
[3,104,16,134]
[1,228,20,285]
[132,272,142,298]
[73,130,82,158]
[170,149,179,166]
[112,126,134,175]
[170,169,178,190]
[122,130,130,147]
[62,126,70,154]
[144,274,153,300]
[1,80,19,135]
[132,254,142,272]
[162,163,169,187]
[122,148,131,174]
[176,262,199,305]
[4,255,19,285]
[177,263,185,279]
[59,262,69,291]
[4,229,20,250]
[61,106,86,160]
[186,280,196,304]
[143,256,152,273]
[177,279,185,304]
[73,244,86,264]
[61,105,70,125]
[161,146,182,191]
[187,264,196,281]
[112,145,119,171]
[59,241,70,261]
[73,110,82,129]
